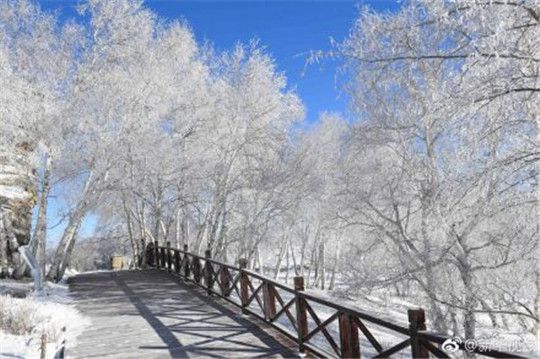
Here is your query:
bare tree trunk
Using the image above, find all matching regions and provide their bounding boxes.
[57,221,81,278]
[259,246,264,274]
[195,223,207,254]
[153,207,161,245]
[175,208,182,249]
[462,274,476,339]
[207,204,222,252]
[479,298,497,328]
[329,241,340,290]
[124,202,138,268]
[461,262,477,359]
[46,211,84,282]
[159,219,168,243]
[285,239,290,285]
[455,235,476,341]
[274,236,287,280]
[30,155,51,283]
[135,203,148,268]
[306,244,316,288]
[319,241,325,290]
[289,236,298,276]
[185,216,190,248]
[424,262,448,334]
[299,229,308,277]
[313,245,320,288]
[215,208,228,260]
[46,171,94,282]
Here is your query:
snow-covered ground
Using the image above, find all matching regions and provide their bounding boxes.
[0,278,89,359]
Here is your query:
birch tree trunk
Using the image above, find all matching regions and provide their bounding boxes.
[57,220,81,277]
[46,210,85,282]
[299,230,308,277]
[124,202,138,267]
[274,237,287,280]
[215,208,228,260]
[257,246,264,275]
[175,208,182,249]
[285,240,290,285]
[185,217,190,248]
[306,244,316,288]
[289,236,298,276]
[46,171,94,282]
[137,203,148,268]
[329,241,340,290]
[319,241,325,290]
[28,154,51,283]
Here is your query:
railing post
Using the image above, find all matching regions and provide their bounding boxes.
[220,265,231,297]
[154,240,159,268]
[294,276,308,354]
[146,243,154,268]
[263,282,276,321]
[161,246,166,269]
[174,250,180,273]
[409,309,429,358]
[239,258,249,314]
[183,244,190,278]
[166,241,172,273]
[193,256,201,284]
[204,249,214,295]
[339,312,360,358]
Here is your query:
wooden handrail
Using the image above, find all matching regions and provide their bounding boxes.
[148,245,526,359]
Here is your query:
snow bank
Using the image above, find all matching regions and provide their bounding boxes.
[0,281,89,359]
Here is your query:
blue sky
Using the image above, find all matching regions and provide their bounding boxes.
[36,0,400,244]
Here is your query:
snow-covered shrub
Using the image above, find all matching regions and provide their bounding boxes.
[0,294,82,342]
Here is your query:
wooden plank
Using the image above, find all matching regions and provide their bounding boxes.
[272,289,297,329]
[305,301,340,357]
[68,270,297,358]
[304,311,338,342]
[353,316,383,353]
[374,339,411,358]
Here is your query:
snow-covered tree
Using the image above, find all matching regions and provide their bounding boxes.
[335,0,539,338]
[0,0,81,279]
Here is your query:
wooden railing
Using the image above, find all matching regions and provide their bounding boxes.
[147,242,525,358]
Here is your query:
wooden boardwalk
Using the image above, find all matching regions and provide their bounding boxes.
[68,270,298,358]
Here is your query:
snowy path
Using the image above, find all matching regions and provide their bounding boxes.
[68,270,297,358]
